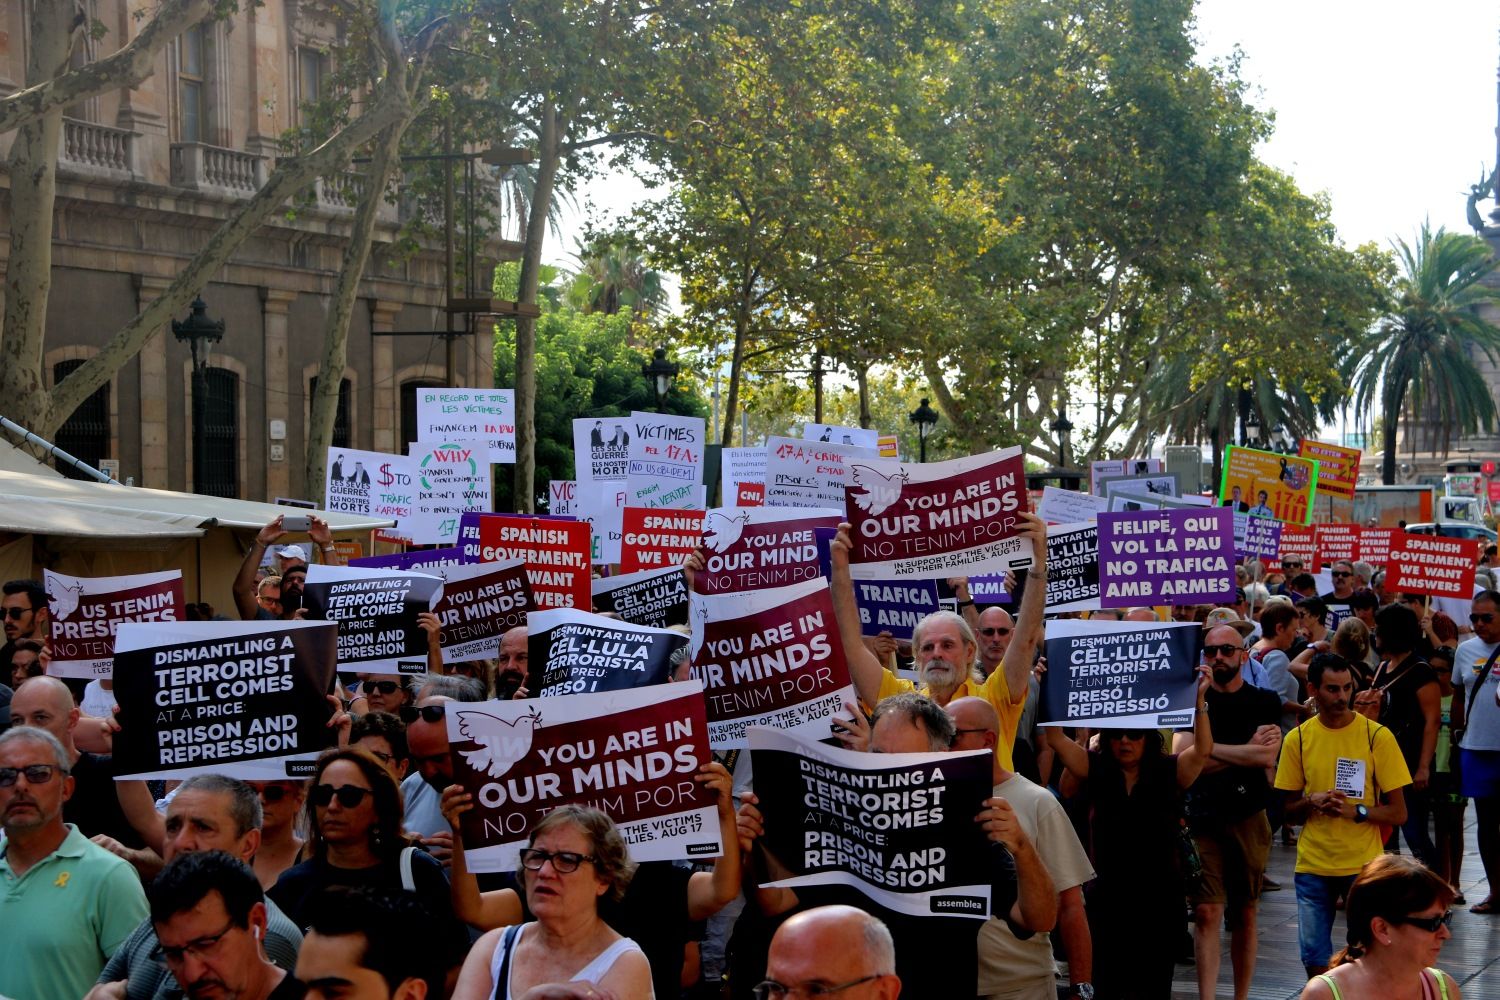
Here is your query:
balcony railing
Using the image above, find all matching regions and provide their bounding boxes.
[59,117,133,178]
[170,142,266,196]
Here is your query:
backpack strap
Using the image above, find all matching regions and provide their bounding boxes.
[399,844,416,893]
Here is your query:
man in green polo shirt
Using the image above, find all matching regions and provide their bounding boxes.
[0,726,146,1000]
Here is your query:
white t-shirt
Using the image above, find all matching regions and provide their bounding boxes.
[1453,637,1500,751]
[80,680,117,720]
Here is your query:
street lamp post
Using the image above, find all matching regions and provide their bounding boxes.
[172,296,225,494]
[642,347,680,412]
[1050,410,1082,491]
[1244,409,1262,447]
[909,397,939,462]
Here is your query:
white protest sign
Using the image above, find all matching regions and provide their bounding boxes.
[416,387,515,463]
[801,423,881,451]
[764,436,878,508]
[573,417,634,483]
[721,447,768,506]
[625,412,706,510]
[406,440,492,545]
[1036,486,1109,524]
[325,447,415,530]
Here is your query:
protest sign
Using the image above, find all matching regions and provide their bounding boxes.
[1297,440,1360,498]
[619,507,706,573]
[1036,486,1108,524]
[1107,490,1210,513]
[1040,619,1202,728]
[548,480,577,516]
[573,481,628,564]
[416,387,515,462]
[1235,513,1283,561]
[765,436,878,508]
[592,566,690,629]
[1097,508,1235,607]
[573,416,633,483]
[303,565,442,674]
[406,440,492,545]
[352,547,465,573]
[750,726,995,919]
[1220,446,1320,524]
[471,515,593,609]
[1089,458,1163,496]
[877,434,900,459]
[625,412,705,509]
[694,507,841,595]
[1277,524,1319,572]
[530,608,688,696]
[844,448,1034,580]
[1359,527,1395,567]
[44,570,185,678]
[1314,523,1361,564]
[812,528,939,640]
[721,447,768,507]
[324,448,414,529]
[690,577,858,749]
[801,422,881,450]
[1385,533,1478,598]
[449,682,720,871]
[430,560,531,663]
[968,575,1010,602]
[112,619,338,780]
[1046,522,1101,612]
[1099,473,1180,505]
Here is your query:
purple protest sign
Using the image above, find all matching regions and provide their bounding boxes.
[1097,508,1235,608]
[1234,513,1282,561]
[349,547,465,573]
[968,575,1010,603]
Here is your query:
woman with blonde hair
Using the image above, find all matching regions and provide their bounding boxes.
[1332,617,1375,684]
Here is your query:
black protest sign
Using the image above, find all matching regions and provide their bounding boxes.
[112,620,337,780]
[530,608,688,696]
[1045,522,1100,612]
[749,726,995,919]
[1040,619,1201,729]
[303,565,442,674]
[432,559,531,663]
[591,566,690,629]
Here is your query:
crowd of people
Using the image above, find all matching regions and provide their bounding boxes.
[0,511,1489,1000]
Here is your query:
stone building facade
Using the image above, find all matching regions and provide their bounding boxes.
[0,0,516,501]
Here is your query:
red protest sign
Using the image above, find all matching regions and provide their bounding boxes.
[1313,523,1360,564]
[1297,440,1361,498]
[474,515,592,609]
[619,507,705,574]
[1277,525,1318,573]
[1358,528,1395,568]
[736,482,765,506]
[1385,533,1477,598]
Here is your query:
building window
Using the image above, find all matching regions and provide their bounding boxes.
[400,380,444,453]
[200,367,238,497]
[178,25,206,142]
[309,376,352,449]
[52,359,108,480]
[297,48,323,121]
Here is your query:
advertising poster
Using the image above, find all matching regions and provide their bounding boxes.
[303,565,442,674]
[801,423,881,450]
[415,387,516,463]
[694,507,842,595]
[530,608,688,697]
[406,440,492,545]
[1220,446,1320,525]
[573,416,634,483]
[619,507,706,574]
[324,447,415,529]
[1089,458,1163,496]
[721,447,768,508]
[690,577,858,750]
[449,683,720,872]
[1384,533,1478,598]
[1297,440,1360,498]
[625,411,706,510]
[1096,508,1235,607]
[1040,619,1202,728]
[844,449,1034,580]
[112,619,338,780]
[750,726,995,919]
[1036,486,1108,524]
[471,515,593,609]
[592,566,691,629]
[45,569,185,678]
[1045,523,1101,613]
[764,436,878,508]
[431,559,531,663]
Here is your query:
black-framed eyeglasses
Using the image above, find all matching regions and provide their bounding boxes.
[1472,613,1496,625]
[752,975,884,999]
[399,704,446,725]
[979,627,1012,637]
[151,919,237,963]
[2,606,33,620]
[518,848,596,874]
[367,680,403,696]
[1202,643,1243,659]
[0,764,67,787]
[1393,910,1453,933]
[310,783,371,808]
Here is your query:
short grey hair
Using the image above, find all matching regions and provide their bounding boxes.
[415,674,486,702]
[871,693,955,751]
[0,726,69,771]
[860,912,896,975]
[177,774,263,837]
[911,610,976,657]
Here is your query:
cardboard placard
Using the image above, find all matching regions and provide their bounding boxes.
[619,507,706,574]
[470,515,593,610]
[325,447,415,531]
[625,412,706,509]
[416,387,516,463]
[1220,446,1320,525]
[573,416,633,483]
[765,436,879,508]
[1046,522,1101,613]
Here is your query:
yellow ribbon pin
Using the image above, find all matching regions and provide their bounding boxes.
[54,872,70,888]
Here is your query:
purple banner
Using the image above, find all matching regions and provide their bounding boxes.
[1234,512,1282,561]
[349,546,465,573]
[968,575,1010,602]
[1097,508,1235,607]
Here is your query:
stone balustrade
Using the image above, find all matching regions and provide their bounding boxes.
[59,117,134,178]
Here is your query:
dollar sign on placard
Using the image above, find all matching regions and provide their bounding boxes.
[378,463,395,487]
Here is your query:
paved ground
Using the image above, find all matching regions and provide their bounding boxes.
[1163,811,1500,998]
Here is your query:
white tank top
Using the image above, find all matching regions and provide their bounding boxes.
[487,922,652,1000]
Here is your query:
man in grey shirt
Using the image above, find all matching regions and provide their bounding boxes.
[1453,590,1500,914]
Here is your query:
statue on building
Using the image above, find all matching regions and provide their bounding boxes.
[1465,164,1497,233]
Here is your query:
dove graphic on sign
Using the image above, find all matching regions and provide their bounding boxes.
[456,707,543,780]
[702,511,750,554]
[47,580,84,621]
[850,465,908,517]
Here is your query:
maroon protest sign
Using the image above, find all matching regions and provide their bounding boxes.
[844,448,1033,580]
[447,682,720,872]
[45,569,185,679]
[473,514,592,609]
[1385,533,1477,598]
[690,577,858,749]
[431,560,531,663]
[1314,523,1360,564]
[619,507,706,574]
[694,507,841,595]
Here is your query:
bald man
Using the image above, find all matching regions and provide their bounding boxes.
[975,607,1015,681]
[496,626,528,699]
[1122,607,1159,622]
[763,905,901,1000]
[950,698,1094,1000]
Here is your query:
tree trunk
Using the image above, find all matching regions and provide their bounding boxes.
[0,1,75,433]
[856,362,870,429]
[512,99,560,513]
[1382,386,1404,485]
[718,291,753,448]
[305,122,407,504]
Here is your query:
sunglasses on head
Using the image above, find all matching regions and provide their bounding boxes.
[979,627,1012,637]
[1203,643,1243,659]
[1393,911,1453,933]
[398,704,446,725]
[0,764,66,787]
[310,783,371,808]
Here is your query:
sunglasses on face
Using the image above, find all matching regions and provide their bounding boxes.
[1331,571,1352,578]
[2,606,33,620]
[0,764,66,787]
[366,681,403,696]
[1393,911,1453,933]
[1283,562,1303,570]
[398,704,446,725]
[258,784,291,803]
[1107,730,1147,741]
[1203,643,1243,659]
[517,848,596,874]
[1472,613,1496,625]
[310,783,371,808]
[979,627,1012,637]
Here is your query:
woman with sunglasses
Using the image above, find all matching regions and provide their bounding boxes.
[351,674,413,716]
[452,805,653,1000]
[1300,854,1460,999]
[248,780,307,889]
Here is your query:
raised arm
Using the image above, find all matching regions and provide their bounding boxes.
[831,523,900,706]
[441,784,522,929]
[234,517,286,620]
[1174,668,1214,789]
[1002,514,1049,705]
[686,762,742,920]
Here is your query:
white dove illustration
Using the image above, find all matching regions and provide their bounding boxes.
[456,707,543,780]
[47,580,84,621]
[702,510,751,553]
[850,465,909,517]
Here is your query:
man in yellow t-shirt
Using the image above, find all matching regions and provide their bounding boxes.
[1274,653,1410,979]
[829,513,1047,772]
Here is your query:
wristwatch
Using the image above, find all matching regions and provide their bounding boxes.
[1354,804,1369,824]
[1069,985,1095,1000]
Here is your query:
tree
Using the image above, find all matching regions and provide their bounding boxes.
[1348,223,1500,484]
[567,238,668,317]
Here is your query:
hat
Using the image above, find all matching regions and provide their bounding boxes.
[275,544,308,562]
[1203,608,1255,641]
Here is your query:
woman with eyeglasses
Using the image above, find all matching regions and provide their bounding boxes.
[452,805,653,1000]
[1299,854,1460,999]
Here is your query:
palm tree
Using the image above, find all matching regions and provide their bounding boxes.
[569,239,669,317]
[1348,223,1500,484]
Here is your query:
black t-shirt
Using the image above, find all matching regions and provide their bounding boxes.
[1187,683,1281,825]
[66,752,146,849]
[1081,750,1183,904]
[268,971,308,1000]
[1374,658,1438,771]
